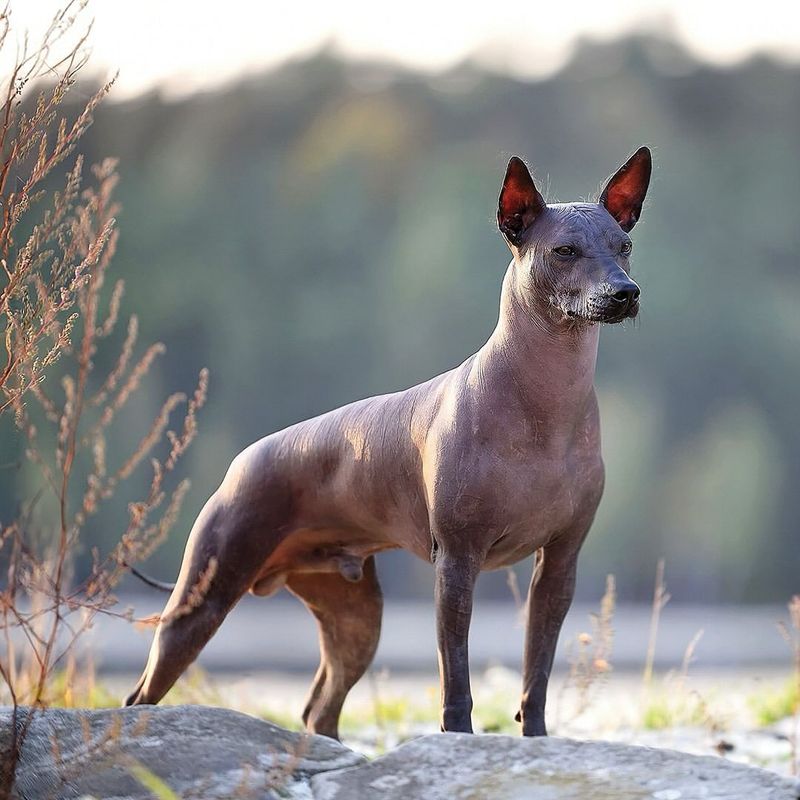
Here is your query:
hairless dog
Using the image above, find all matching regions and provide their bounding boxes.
[126,147,652,739]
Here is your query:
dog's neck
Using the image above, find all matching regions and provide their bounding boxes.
[476,261,600,427]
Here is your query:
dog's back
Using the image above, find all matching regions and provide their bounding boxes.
[219,356,471,562]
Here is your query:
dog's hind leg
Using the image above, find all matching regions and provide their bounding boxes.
[124,496,267,707]
[286,555,383,740]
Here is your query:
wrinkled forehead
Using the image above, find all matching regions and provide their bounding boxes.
[539,203,627,245]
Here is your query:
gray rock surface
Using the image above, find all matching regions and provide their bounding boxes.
[1,705,364,799]
[3,706,798,799]
[313,733,800,800]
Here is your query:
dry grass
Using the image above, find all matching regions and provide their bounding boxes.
[0,4,208,795]
[0,1,114,415]
[554,574,615,728]
[777,595,800,775]
[643,557,669,687]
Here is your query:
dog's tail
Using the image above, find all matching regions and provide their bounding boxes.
[124,561,175,593]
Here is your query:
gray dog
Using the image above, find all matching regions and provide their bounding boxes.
[126,147,652,739]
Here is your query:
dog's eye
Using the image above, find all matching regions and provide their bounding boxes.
[620,241,633,255]
[553,245,577,257]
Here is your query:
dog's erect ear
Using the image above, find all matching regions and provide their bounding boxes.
[599,146,652,232]
[498,157,546,246]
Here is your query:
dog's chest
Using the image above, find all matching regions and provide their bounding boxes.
[433,430,603,568]
[484,483,588,567]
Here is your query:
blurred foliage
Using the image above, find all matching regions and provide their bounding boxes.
[2,35,799,602]
[749,680,799,727]
[45,668,118,710]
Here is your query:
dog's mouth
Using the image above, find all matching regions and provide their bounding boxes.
[564,298,640,325]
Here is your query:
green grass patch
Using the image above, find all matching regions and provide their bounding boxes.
[641,688,717,731]
[474,696,518,734]
[749,680,799,727]
[256,707,304,731]
[44,670,120,709]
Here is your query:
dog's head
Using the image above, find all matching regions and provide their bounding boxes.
[497,147,651,325]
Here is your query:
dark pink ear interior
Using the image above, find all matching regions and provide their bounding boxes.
[599,147,652,232]
[497,157,545,245]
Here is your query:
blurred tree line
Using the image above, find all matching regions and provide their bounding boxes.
[2,34,798,603]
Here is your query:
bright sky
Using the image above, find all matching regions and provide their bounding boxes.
[8,0,800,98]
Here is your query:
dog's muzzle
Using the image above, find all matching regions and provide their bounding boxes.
[589,281,641,323]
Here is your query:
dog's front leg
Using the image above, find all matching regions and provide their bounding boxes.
[519,534,583,736]
[434,548,482,733]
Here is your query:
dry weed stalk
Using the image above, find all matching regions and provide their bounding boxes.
[0,143,208,711]
[643,557,670,687]
[778,595,800,776]
[505,564,525,625]
[0,4,208,795]
[0,1,116,415]
[555,574,616,728]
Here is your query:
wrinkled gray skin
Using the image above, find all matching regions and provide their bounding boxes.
[126,148,652,739]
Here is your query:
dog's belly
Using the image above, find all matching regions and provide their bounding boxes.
[247,464,597,594]
[250,526,400,596]
[483,533,544,570]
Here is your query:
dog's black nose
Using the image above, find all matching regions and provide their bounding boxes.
[610,285,640,305]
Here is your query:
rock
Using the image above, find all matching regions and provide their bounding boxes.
[312,734,800,800]
[3,707,799,799]
[1,705,365,799]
